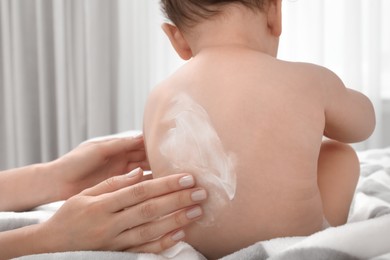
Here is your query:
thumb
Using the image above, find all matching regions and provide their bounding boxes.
[81,168,144,196]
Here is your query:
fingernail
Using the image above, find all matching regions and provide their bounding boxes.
[191,189,207,202]
[186,206,202,219]
[179,175,194,188]
[127,167,142,178]
[171,230,185,241]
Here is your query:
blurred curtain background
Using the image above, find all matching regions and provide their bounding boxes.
[0,0,389,170]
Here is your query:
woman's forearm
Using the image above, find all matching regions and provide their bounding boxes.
[0,163,60,211]
[0,222,55,259]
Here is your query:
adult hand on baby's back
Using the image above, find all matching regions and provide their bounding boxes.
[39,169,206,254]
[52,135,151,201]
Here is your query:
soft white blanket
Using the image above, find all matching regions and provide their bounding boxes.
[2,146,390,260]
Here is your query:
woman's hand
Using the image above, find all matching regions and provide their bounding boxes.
[39,169,207,254]
[52,135,150,200]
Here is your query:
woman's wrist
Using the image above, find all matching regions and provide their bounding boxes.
[44,159,69,202]
[48,157,86,201]
[31,220,65,255]
[34,160,64,204]
[24,223,50,256]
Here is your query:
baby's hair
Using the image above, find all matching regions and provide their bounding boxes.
[161,0,269,30]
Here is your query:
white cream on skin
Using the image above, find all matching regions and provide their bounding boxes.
[159,93,236,226]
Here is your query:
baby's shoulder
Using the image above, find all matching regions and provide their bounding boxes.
[275,60,345,94]
[280,60,341,82]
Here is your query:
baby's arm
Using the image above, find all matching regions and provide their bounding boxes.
[320,67,375,143]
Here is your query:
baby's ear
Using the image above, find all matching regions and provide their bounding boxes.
[162,23,193,60]
[267,0,282,37]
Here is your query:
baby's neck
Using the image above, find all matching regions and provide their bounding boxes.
[186,5,279,57]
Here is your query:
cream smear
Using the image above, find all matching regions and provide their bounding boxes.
[159,93,236,226]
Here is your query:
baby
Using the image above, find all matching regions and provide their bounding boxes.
[143,0,376,258]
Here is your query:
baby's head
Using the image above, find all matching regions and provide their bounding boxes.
[160,0,281,59]
[160,0,269,31]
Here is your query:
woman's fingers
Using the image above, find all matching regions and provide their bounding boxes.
[122,207,203,253]
[114,187,207,231]
[91,135,148,166]
[107,174,199,212]
[77,172,207,253]
[126,229,186,254]
[86,135,145,159]
[126,230,185,254]
[80,168,144,196]
[123,206,202,246]
[141,173,153,182]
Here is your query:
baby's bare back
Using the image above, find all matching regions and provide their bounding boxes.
[144,48,327,259]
